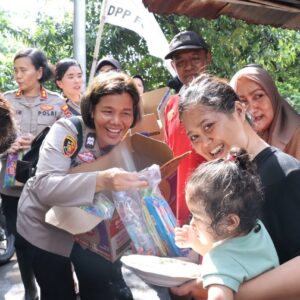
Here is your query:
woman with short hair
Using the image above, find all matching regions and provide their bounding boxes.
[17,72,147,300]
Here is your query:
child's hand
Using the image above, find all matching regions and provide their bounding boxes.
[175,225,198,249]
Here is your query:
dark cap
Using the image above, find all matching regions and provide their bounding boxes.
[95,56,121,74]
[165,31,209,59]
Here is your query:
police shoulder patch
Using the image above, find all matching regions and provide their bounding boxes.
[63,135,77,157]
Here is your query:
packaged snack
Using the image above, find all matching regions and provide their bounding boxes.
[113,164,184,257]
[3,152,21,187]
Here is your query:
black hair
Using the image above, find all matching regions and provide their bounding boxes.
[186,147,263,238]
[81,72,141,129]
[0,95,17,153]
[55,58,82,88]
[167,75,183,93]
[179,73,253,124]
[95,57,121,75]
[14,48,54,83]
[132,75,145,88]
[179,73,236,118]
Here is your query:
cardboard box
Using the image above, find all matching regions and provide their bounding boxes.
[130,113,164,142]
[130,113,161,138]
[142,87,170,120]
[74,211,131,262]
[45,133,189,262]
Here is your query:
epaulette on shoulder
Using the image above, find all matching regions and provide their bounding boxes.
[46,89,63,98]
[3,89,19,97]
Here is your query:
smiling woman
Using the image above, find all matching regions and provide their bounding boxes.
[172,73,300,300]
[16,71,147,300]
[91,93,135,148]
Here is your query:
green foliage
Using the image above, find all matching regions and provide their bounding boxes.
[0,1,299,111]
[0,11,29,92]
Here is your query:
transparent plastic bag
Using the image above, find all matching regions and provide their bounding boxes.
[113,164,184,257]
[80,193,115,220]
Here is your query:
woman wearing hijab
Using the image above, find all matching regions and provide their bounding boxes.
[229,65,300,160]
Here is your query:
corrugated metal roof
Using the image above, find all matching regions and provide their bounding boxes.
[143,0,300,30]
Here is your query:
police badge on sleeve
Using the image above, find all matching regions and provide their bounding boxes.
[63,135,77,157]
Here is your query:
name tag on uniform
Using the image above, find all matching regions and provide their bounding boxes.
[78,151,95,162]
[85,133,96,149]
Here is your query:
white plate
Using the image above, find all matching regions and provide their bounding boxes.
[121,254,201,288]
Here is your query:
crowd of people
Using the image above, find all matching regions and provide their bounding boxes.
[172,73,300,300]
[0,28,299,300]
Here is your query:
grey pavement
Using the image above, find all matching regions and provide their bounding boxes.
[0,254,171,300]
[123,266,171,300]
[0,254,26,300]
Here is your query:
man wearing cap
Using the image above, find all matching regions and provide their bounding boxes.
[164,31,211,226]
[95,56,121,75]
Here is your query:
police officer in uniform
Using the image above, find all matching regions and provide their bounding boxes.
[0,48,65,300]
[55,58,83,117]
[94,55,135,300]
[17,72,147,300]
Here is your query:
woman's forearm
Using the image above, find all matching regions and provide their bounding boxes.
[236,256,300,300]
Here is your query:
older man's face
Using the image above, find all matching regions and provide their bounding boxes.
[171,49,211,86]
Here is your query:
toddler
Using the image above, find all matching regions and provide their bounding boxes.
[175,148,279,300]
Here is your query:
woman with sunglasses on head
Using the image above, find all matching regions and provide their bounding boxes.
[171,73,300,300]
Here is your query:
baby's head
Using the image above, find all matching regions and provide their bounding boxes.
[186,147,263,242]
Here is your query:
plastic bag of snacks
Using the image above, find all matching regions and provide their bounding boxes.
[80,192,115,220]
[112,164,185,257]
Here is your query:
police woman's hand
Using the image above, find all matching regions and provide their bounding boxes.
[7,139,22,153]
[8,133,34,153]
[95,168,148,192]
[18,133,34,150]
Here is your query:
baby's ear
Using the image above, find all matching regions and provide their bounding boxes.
[226,214,240,232]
